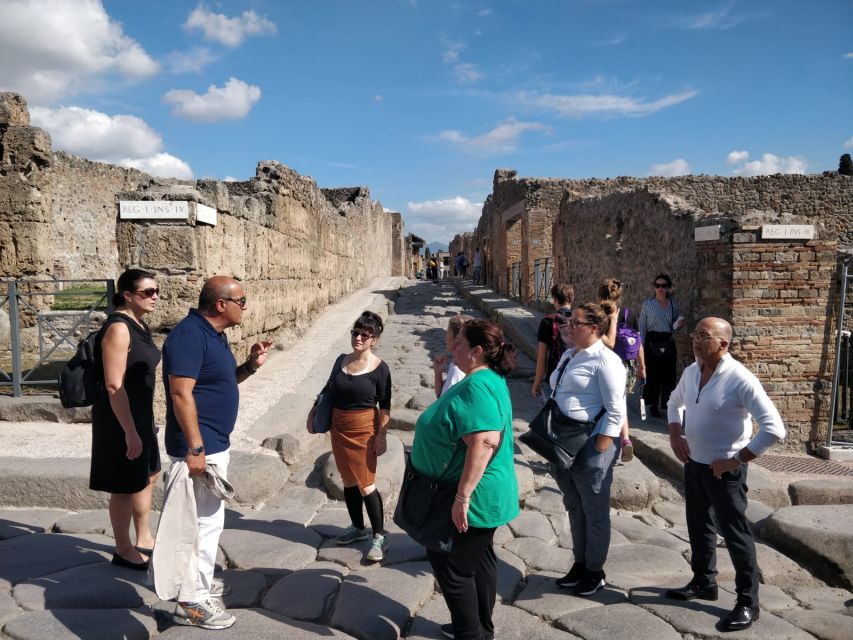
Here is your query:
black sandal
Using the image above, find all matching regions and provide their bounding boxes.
[111,553,149,571]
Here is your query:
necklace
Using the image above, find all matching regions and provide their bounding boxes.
[345,354,372,375]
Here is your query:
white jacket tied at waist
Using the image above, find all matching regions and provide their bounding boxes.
[150,460,234,602]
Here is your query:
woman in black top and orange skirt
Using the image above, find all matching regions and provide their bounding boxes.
[308,311,392,562]
[90,269,162,570]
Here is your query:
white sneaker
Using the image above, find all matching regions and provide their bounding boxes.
[210,577,232,597]
[366,533,388,562]
[174,598,236,629]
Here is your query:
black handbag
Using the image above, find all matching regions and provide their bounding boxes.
[312,354,345,434]
[393,453,457,551]
[394,431,505,551]
[646,331,675,359]
[519,356,601,470]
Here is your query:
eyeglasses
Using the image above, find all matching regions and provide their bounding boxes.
[134,287,159,298]
[690,332,718,342]
[654,283,670,289]
[223,296,247,309]
[350,330,374,341]
[568,318,594,328]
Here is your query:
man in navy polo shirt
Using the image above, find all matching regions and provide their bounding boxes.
[163,276,272,630]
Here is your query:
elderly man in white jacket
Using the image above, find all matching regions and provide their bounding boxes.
[665,317,785,632]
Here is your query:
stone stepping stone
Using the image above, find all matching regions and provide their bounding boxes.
[503,537,571,574]
[610,458,660,511]
[789,478,853,506]
[406,391,436,411]
[262,561,347,621]
[0,533,113,586]
[12,561,158,610]
[776,609,853,640]
[2,607,156,640]
[228,451,290,506]
[787,585,853,613]
[610,515,689,552]
[555,601,681,640]
[709,541,821,590]
[0,509,68,540]
[0,588,20,625]
[496,546,526,603]
[763,505,853,588]
[308,505,352,539]
[629,585,814,640]
[218,569,268,609]
[719,581,798,612]
[218,522,320,576]
[329,561,436,640]
[157,607,356,639]
[508,510,556,543]
[515,572,627,621]
[606,544,691,583]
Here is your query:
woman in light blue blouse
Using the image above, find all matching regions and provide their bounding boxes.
[638,273,685,418]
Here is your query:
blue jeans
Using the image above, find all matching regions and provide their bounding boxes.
[551,436,619,571]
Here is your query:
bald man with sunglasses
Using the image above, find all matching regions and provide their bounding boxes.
[162,276,272,630]
[665,317,785,632]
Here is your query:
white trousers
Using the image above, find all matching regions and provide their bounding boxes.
[169,448,229,601]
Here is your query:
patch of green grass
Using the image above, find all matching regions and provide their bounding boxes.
[51,285,109,311]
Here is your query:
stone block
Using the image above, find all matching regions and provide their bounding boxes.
[0,92,30,126]
[495,545,526,602]
[789,479,853,505]
[609,515,689,553]
[262,562,347,621]
[776,610,853,640]
[515,572,626,621]
[610,457,660,510]
[228,452,290,506]
[0,509,68,540]
[217,568,268,609]
[157,608,357,639]
[0,533,113,586]
[556,601,681,640]
[503,537,571,574]
[218,521,321,576]
[2,608,157,640]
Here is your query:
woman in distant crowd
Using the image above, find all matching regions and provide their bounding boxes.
[550,303,626,597]
[432,314,472,398]
[307,311,392,562]
[90,269,162,570]
[638,274,684,418]
[531,282,574,403]
[411,319,519,640]
[598,278,646,462]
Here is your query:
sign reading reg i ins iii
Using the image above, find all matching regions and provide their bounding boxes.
[761,225,814,240]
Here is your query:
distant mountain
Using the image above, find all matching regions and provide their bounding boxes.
[426,242,447,254]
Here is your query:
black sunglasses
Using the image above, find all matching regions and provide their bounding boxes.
[134,287,159,298]
[350,330,374,340]
[654,283,670,289]
[223,296,247,308]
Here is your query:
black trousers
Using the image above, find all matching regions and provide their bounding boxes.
[643,333,677,408]
[685,458,758,607]
[427,526,497,640]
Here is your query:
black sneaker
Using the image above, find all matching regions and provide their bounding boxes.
[574,570,606,596]
[555,562,587,588]
[440,623,454,639]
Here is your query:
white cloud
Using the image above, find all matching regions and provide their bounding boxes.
[30,106,162,160]
[374,94,384,102]
[438,118,548,155]
[166,47,216,74]
[844,136,853,149]
[119,153,193,179]
[514,90,697,118]
[453,63,483,83]
[726,150,749,164]
[670,2,742,30]
[649,158,691,177]
[730,152,808,176]
[405,196,483,243]
[184,5,276,47]
[0,0,158,102]
[441,36,464,63]
[223,175,239,182]
[163,77,261,122]
[845,53,853,59]
[477,9,492,17]
[30,105,192,179]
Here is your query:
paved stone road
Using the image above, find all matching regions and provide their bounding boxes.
[1,281,852,640]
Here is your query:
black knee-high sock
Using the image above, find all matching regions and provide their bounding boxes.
[363,490,384,535]
[343,486,365,529]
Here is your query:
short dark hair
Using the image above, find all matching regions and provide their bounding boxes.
[461,319,516,376]
[353,310,384,338]
[550,282,575,306]
[114,269,155,307]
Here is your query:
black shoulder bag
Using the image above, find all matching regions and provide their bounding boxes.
[519,354,603,471]
[311,354,346,434]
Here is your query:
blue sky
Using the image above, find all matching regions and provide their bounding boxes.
[1,0,850,243]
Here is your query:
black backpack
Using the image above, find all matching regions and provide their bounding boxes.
[546,310,572,374]
[58,329,104,408]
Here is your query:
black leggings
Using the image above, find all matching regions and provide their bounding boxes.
[643,333,677,408]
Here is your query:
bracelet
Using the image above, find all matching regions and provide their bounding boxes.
[243,361,258,375]
[455,493,470,504]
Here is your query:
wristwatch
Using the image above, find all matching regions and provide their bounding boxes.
[189,444,205,456]
[733,450,744,464]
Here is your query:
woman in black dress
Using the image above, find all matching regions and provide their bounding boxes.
[90,269,161,570]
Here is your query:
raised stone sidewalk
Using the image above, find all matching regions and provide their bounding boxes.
[0,278,851,639]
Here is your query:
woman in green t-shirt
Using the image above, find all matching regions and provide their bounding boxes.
[410,319,519,640]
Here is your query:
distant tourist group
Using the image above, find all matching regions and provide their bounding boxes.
[87,268,784,636]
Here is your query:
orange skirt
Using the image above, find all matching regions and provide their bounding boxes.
[330,407,379,489]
